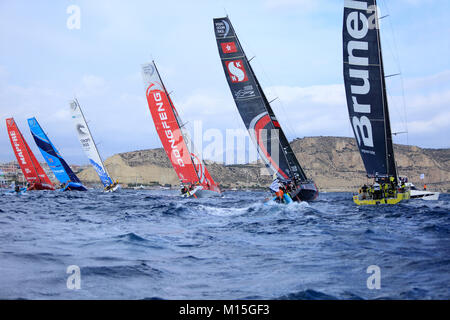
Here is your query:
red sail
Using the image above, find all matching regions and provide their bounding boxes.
[6,118,54,190]
[191,152,221,193]
[145,86,200,184]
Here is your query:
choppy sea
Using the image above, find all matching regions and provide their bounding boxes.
[0,189,449,300]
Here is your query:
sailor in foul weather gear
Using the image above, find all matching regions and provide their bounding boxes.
[373,182,381,200]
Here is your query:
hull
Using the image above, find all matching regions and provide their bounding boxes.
[290,182,319,202]
[104,184,121,193]
[353,190,411,206]
[27,182,55,191]
[181,186,221,198]
[62,182,88,192]
[410,190,440,201]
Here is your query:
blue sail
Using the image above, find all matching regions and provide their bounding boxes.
[27,117,82,185]
[89,159,113,187]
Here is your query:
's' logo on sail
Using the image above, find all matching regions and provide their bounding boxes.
[226,60,248,83]
[221,42,237,54]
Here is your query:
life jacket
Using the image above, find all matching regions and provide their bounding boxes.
[275,189,284,198]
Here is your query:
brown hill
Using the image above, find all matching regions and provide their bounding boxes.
[77,136,450,192]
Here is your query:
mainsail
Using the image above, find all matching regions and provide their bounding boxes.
[28,117,82,185]
[343,0,397,182]
[69,99,113,187]
[213,17,317,201]
[141,61,220,193]
[6,118,54,190]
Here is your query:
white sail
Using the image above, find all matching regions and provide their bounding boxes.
[69,99,113,187]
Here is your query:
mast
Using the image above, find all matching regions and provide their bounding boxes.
[373,0,398,183]
[152,61,203,185]
[247,61,307,182]
[214,17,309,184]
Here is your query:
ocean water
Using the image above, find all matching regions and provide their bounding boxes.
[0,189,449,300]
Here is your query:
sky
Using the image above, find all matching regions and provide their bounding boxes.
[0,0,449,164]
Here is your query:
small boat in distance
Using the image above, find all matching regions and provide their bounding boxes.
[69,99,120,192]
[342,0,410,205]
[5,118,55,191]
[141,61,221,198]
[213,16,318,202]
[406,183,440,201]
[27,117,87,191]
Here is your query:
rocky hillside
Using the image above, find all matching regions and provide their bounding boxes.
[77,136,450,192]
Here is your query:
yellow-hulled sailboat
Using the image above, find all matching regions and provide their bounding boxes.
[342,0,410,205]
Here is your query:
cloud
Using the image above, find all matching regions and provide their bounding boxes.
[78,75,107,97]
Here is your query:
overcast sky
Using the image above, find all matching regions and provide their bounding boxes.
[1,0,449,164]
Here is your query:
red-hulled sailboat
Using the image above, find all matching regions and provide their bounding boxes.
[6,118,55,191]
[141,61,221,198]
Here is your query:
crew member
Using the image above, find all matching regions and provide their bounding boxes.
[361,184,368,199]
[373,181,381,200]
[275,188,285,204]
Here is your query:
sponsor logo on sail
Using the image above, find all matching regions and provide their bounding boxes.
[10,131,27,165]
[29,119,37,127]
[234,85,255,99]
[215,19,230,38]
[77,124,88,136]
[344,0,374,149]
[149,91,185,168]
[142,63,157,84]
[226,60,248,83]
[146,81,164,95]
[221,42,237,54]
[70,101,78,111]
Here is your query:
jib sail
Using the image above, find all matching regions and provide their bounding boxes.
[6,118,54,189]
[69,99,113,187]
[213,17,308,183]
[28,117,82,184]
[141,61,220,193]
[343,0,397,181]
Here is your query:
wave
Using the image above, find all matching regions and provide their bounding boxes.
[277,289,364,300]
[115,232,149,242]
[276,289,338,300]
[82,263,166,279]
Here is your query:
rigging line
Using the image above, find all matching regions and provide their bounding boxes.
[381,0,409,146]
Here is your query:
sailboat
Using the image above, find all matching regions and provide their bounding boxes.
[27,117,87,191]
[69,99,120,192]
[343,0,410,205]
[5,118,55,191]
[141,61,221,198]
[213,17,318,202]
